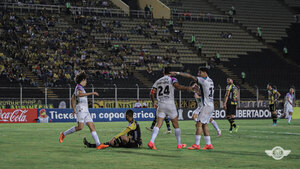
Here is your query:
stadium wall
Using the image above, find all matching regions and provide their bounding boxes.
[110,0,130,15]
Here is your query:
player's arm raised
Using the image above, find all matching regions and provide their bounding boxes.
[170,71,197,82]
[173,82,193,92]
[78,90,99,97]
[150,88,157,108]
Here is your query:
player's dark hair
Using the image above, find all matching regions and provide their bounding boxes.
[267,83,273,88]
[126,109,134,117]
[199,67,209,74]
[75,71,87,84]
[163,66,171,74]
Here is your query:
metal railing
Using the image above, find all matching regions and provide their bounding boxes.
[0,2,146,19]
[172,12,233,22]
[0,2,61,13]
[0,86,296,109]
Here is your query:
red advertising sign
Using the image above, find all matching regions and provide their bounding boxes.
[0,109,37,123]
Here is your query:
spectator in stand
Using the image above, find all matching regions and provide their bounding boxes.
[257,27,262,39]
[191,34,196,46]
[142,100,147,108]
[144,5,150,16]
[65,2,71,15]
[283,46,288,57]
[197,42,202,57]
[241,72,246,84]
[231,6,236,15]
[134,100,142,108]
[168,19,174,32]
[215,51,221,65]
[149,5,153,18]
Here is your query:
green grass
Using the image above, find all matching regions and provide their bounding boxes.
[0,119,300,169]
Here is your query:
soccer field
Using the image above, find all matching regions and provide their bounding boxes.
[1,119,299,169]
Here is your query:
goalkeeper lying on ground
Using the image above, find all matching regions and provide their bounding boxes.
[83,109,142,148]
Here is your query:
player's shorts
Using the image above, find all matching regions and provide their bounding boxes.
[193,107,202,115]
[269,104,276,112]
[226,104,237,116]
[76,106,93,123]
[284,104,293,114]
[196,105,214,124]
[156,102,178,120]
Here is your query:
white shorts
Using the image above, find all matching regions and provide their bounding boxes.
[192,107,202,115]
[76,106,93,123]
[197,105,214,124]
[156,103,178,120]
[284,104,293,114]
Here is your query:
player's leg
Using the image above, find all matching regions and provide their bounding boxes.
[146,115,157,131]
[188,121,202,150]
[110,136,130,147]
[170,117,186,149]
[210,118,221,136]
[164,116,172,134]
[86,122,101,146]
[288,107,293,124]
[148,111,164,150]
[86,114,109,149]
[226,106,233,132]
[59,122,84,143]
[270,104,277,126]
[202,123,213,149]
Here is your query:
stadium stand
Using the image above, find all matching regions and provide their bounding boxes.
[208,0,294,43]
[0,0,299,104]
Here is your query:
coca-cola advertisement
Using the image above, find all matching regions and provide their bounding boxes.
[0,109,37,123]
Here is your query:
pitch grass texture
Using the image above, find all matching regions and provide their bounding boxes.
[0,120,299,169]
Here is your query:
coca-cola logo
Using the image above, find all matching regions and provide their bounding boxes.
[0,109,28,122]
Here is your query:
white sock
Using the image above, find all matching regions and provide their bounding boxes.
[63,126,76,136]
[288,115,292,123]
[204,136,211,145]
[150,127,160,143]
[195,135,201,145]
[91,131,101,146]
[211,120,220,131]
[174,128,181,145]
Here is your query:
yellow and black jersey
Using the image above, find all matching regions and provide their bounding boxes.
[268,89,277,105]
[226,84,238,105]
[114,120,141,142]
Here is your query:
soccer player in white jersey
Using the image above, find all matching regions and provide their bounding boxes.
[171,68,214,150]
[148,67,193,150]
[284,87,295,125]
[59,71,108,150]
[190,81,221,141]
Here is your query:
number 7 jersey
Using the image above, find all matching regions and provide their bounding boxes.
[197,76,214,107]
[152,75,178,104]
